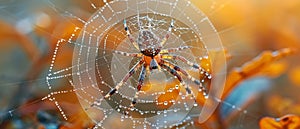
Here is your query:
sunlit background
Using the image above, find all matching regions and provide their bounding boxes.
[0,0,300,129]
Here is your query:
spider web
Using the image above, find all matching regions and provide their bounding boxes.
[0,0,268,129]
[45,0,227,128]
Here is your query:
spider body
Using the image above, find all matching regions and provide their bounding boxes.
[138,29,161,57]
[143,55,161,70]
[137,29,162,70]
[105,19,211,114]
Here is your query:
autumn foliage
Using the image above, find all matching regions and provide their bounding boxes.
[1,0,300,129]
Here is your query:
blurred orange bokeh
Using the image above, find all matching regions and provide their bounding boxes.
[0,0,300,129]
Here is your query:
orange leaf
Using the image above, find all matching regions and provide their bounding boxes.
[259,115,300,129]
[222,48,296,99]
[0,20,40,61]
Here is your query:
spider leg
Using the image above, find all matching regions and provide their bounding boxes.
[130,65,146,108]
[160,19,174,46]
[104,60,144,98]
[160,59,208,98]
[123,19,139,50]
[124,66,146,115]
[161,55,212,81]
[160,46,191,54]
[159,62,197,102]
[113,50,143,57]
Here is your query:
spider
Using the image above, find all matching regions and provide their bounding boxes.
[104,19,211,111]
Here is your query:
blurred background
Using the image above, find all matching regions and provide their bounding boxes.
[0,0,300,129]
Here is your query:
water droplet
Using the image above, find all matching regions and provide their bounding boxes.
[164,101,168,105]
